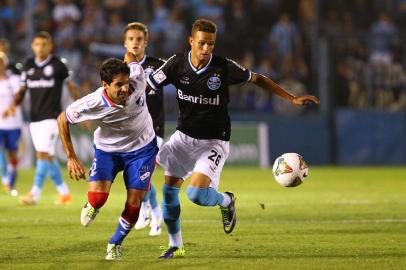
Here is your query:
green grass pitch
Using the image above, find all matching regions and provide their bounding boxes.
[1,166,406,270]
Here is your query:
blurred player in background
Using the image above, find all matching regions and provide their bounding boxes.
[57,54,158,260]
[123,22,164,237]
[0,51,22,196]
[147,19,320,258]
[3,31,81,205]
[0,39,21,192]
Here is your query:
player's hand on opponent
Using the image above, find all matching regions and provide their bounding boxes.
[2,105,16,118]
[124,52,137,64]
[67,156,86,181]
[292,95,320,106]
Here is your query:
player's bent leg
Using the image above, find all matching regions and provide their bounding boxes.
[149,183,163,236]
[188,171,236,234]
[82,181,111,227]
[106,189,145,261]
[160,176,185,259]
[48,158,72,205]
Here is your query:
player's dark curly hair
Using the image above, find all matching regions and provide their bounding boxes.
[100,58,130,84]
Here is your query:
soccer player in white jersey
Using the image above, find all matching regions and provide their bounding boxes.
[147,19,320,258]
[57,53,158,260]
[3,32,81,205]
[0,51,22,196]
[123,22,165,236]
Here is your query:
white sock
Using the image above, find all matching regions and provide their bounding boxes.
[56,182,70,196]
[168,230,183,247]
[2,176,10,185]
[140,201,150,216]
[151,206,162,222]
[220,193,231,207]
[31,186,42,201]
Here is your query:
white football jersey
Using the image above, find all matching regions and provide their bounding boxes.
[0,74,23,129]
[65,62,155,152]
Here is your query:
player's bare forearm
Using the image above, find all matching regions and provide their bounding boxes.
[2,86,26,118]
[250,72,295,102]
[57,112,86,180]
[67,80,81,100]
[13,86,27,106]
[57,112,77,159]
[250,72,320,105]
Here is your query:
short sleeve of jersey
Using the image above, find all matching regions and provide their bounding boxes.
[65,92,103,124]
[226,58,252,85]
[147,54,177,90]
[56,58,70,81]
[20,59,30,87]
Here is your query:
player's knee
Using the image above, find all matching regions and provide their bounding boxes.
[186,186,209,206]
[121,203,140,224]
[88,191,109,209]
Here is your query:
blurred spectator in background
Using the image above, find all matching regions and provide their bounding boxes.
[161,5,187,57]
[104,12,125,44]
[269,13,302,66]
[33,0,53,33]
[369,11,399,65]
[53,0,81,24]
[273,55,307,115]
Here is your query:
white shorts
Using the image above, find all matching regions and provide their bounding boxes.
[157,130,229,189]
[29,119,59,155]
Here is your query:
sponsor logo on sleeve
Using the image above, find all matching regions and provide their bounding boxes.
[152,70,167,84]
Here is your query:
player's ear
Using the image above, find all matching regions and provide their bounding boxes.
[189,36,193,46]
[102,81,109,90]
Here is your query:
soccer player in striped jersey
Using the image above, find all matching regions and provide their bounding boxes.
[57,53,158,260]
[0,51,22,196]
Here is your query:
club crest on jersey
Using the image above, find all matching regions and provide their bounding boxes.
[27,68,35,76]
[207,75,221,91]
[139,166,151,182]
[43,65,54,76]
[152,70,166,84]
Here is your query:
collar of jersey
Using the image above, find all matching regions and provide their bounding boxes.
[101,90,123,108]
[188,51,212,75]
[138,55,147,65]
[35,55,52,67]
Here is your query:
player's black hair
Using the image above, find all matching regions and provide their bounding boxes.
[100,58,130,84]
[192,19,217,36]
[34,31,52,41]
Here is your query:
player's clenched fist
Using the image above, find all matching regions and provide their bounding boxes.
[124,52,137,64]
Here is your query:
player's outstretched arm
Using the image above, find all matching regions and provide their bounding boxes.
[57,112,86,181]
[2,86,27,118]
[250,72,320,106]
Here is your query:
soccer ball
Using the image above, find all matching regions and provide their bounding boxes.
[272,153,309,187]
